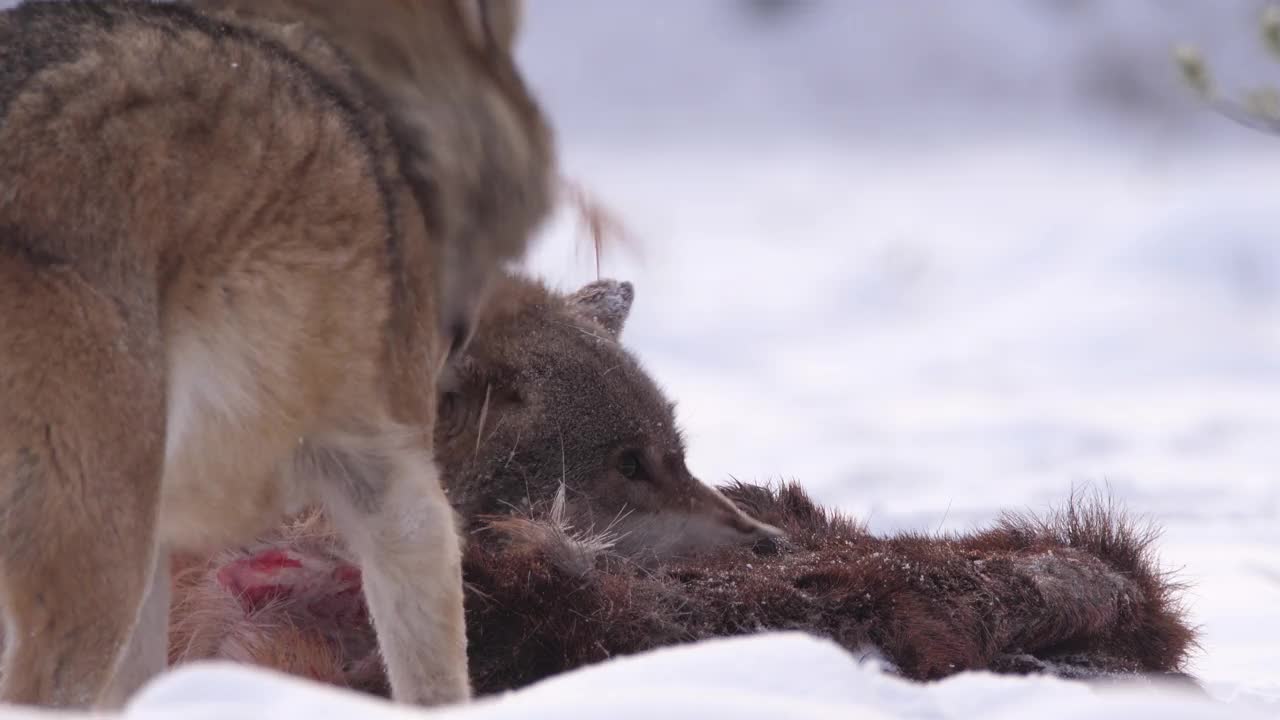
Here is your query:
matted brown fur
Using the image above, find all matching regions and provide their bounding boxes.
[168,484,1199,696]
[467,483,1198,692]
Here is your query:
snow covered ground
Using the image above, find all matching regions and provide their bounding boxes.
[106,635,1280,720]
[1,0,1277,718]
[516,0,1280,713]
[1,634,1271,720]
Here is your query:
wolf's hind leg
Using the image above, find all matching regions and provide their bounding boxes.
[0,256,165,708]
[300,429,470,706]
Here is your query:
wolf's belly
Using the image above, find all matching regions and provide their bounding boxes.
[158,327,309,553]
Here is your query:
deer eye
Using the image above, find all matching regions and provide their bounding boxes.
[617,450,646,480]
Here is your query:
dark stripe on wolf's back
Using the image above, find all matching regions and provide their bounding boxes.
[0,0,406,305]
[0,1,115,120]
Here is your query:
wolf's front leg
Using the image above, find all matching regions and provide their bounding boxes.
[304,432,470,706]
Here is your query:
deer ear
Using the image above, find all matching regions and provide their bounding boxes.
[454,0,524,52]
[568,280,634,338]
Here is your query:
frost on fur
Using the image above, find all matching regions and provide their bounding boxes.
[567,280,634,337]
[478,484,620,578]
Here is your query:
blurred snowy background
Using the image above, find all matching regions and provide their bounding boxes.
[0,0,1272,715]
[516,0,1280,701]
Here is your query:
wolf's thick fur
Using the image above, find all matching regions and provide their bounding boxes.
[188,0,552,349]
[0,0,554,709]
